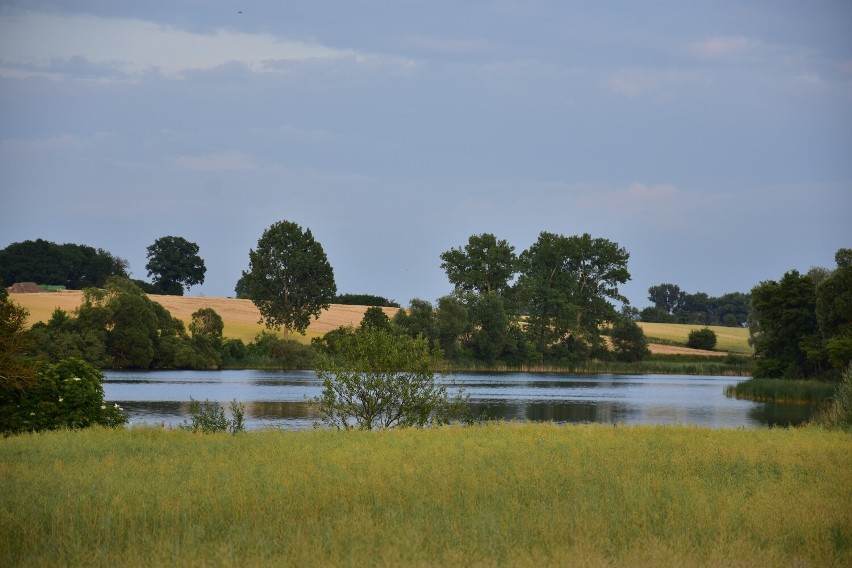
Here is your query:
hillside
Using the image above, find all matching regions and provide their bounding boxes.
[10,292,751,354]
[10,291,398,344]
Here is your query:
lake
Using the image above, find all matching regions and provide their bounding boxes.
[103,370,817,430]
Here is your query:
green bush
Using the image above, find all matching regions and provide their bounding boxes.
[813,365,852,430]
[0,358,126,435]
[687,328,717,350]
[179,397,245,434]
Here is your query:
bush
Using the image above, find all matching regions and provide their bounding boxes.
[813,365,852,431]
[610,319,651,362]
[0,358,126,435]
[314,328,467,430]
[687,328,717,350]
[180,397,245,434]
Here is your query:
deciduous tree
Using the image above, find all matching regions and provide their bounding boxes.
[146,236,206,295]
[440,233,517,295]
[242,221,337,335]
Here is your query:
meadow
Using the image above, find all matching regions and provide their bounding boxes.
[1,423,849,567]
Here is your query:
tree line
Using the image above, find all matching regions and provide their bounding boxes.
[0,235,206,295]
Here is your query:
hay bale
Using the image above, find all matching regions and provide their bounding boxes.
[7,282,42,293]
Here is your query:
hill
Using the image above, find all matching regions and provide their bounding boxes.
[10,292,751,354]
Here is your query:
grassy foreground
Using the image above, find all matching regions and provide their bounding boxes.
[2,424,850,567]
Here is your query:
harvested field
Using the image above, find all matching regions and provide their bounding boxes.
[10,291,398,344]
[639,321,751,354]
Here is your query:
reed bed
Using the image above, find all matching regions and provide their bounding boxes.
[2,424,850,567]
[726,378,839,404]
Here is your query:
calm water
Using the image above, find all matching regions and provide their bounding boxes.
[103,370,816,430]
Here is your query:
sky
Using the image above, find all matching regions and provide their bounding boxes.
[1,1,850,309]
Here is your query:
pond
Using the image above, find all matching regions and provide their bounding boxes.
[103,370,817,430]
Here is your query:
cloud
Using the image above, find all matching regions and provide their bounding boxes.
[690,36,750,58]
[174,151,255,172]
[604,68,704,98]
[0,11,362,80]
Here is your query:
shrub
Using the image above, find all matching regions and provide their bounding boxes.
[0,358,126,435]
[180,398,245,434]
[687,328,717,350]
[813,365,852,430]
[314,328,467,430]
[610,319,651,362]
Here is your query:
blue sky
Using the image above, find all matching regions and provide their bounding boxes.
[1,1,850,308]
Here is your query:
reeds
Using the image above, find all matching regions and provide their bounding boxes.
[725,378,838,404]
[2,423,850,567]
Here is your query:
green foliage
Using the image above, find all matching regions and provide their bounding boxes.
[610,319,651,362]
[440,233,517,295]
[359,306,391,332]
[0,285,38,396]
[392,298,438,345]
[516,232,629,358]
[750,270,824,379]
[642,284,750,327]
[145,236,206,295]
[314,328,466,430]
[334,293,399,307]
[179,397,245,434]
[0,239,128,289]
[243,332,315,369]
[243,220,337,334]
[434,295,472,362]
[687,328,717,350]
[725,378,838,405]
[813,365,852,430]
[0,358,126,435]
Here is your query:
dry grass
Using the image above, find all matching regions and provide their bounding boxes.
[10,291,398,344]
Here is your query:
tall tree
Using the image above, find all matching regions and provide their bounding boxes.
[145,236,206,295]
[516,232,630,356]
[749,270,823,379]
[440,233,517,295]
[647,283,686,315]
[242,221,337,335]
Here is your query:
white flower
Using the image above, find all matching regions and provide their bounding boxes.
[114,403,119,408]
[101,405,106,410]
[73,377,81,381]
[58,397,63,402]
[29,412,35,416]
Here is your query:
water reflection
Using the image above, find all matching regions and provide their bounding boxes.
[103,370,819,430]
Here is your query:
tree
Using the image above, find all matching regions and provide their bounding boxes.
[1,358,126,435]
[610,319,651,362]
[392,298,438,345]
[749,270,823,379]
[145,236,206,295]
[0,284,38,396]
[816,249,852,370]
[435,295,472,361]
[440,233,517,295]
[359,306,392,333]
[314,328,465,430]
[647,283,686,315]
[515,232,630,358]
[0,239,128,289]
[687,328,717,350]
[242,221,337,335]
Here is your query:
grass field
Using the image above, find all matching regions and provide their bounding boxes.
[11,292,750,356]
[639,322,752,354]
[1,423,849,567]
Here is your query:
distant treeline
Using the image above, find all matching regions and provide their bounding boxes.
[637,284,750,327]
[0,239,129,290]
[334,293,400,308]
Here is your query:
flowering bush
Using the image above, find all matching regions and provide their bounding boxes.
[0,358,126,435]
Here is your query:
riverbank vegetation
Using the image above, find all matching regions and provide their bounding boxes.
[726,378,838,404]
[2,423,849,567]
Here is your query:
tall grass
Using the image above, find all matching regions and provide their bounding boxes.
[726,378,838,404]
[2,424,850,567]
[449,354,752,376]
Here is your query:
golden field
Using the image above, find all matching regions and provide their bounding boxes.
[9,291,398,344]
[9,292,750,354]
